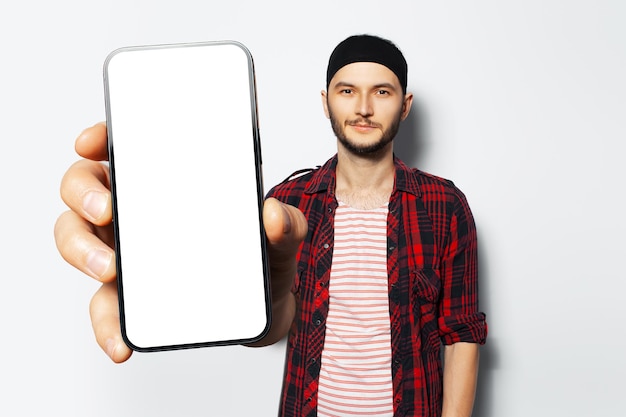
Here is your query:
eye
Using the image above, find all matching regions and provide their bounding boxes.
[376,89,390,95]
[340,88,353,94]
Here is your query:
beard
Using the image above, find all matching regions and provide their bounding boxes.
[329,105,402,156]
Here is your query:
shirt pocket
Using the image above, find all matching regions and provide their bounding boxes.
[412,268,441,304]
[411,268,442,351]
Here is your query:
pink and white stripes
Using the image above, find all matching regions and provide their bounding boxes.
[317,202,393,417]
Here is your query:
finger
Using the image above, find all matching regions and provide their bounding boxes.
[263,198,308,297]
[90,282,132,363]
[75,122,109,161]
[263,197,308,255]
[60,159,112,226]
[54,210,116,282]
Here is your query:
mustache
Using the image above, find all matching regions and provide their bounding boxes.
[346,118,382,128]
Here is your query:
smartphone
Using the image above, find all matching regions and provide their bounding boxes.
[104,41,270,351]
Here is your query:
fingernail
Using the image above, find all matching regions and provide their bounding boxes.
[83,191,107,220]
[105,338,117,359]
[86,248,112,279]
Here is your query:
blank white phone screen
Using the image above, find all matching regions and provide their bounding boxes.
[104,41,269,351]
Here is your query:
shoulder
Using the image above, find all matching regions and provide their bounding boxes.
[413,170,476,233]
[394,157,468,204]
[398,165,477,240]
[416,169,466,201]
[394,159,475,229]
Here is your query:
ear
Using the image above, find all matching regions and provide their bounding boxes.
[400,92,414,121]
[321,90,330,119]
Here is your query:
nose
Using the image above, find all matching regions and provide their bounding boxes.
[356,94,373,117]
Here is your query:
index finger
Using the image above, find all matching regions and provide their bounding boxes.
[75,122,108,161]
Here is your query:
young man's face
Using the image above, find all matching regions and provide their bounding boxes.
[322,62,413,156]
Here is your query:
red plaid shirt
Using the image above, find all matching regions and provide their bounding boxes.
[267,155,487,417]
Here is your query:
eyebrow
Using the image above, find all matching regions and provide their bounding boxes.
[373,82,397,90]
[332,81,398,91]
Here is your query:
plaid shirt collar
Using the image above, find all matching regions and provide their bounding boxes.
[303,153,422,197]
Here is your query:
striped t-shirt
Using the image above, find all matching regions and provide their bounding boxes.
[317,201,393,417]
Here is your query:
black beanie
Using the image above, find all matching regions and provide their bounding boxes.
[326,34,408,93]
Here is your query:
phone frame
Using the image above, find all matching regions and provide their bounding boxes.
[103,40,271,352]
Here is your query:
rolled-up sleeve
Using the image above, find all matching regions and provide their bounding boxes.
[438,188,487,345]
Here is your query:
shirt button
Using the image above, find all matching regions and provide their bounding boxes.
[313,311,323,326]
[323,243,329,249]
[388,245,396,251]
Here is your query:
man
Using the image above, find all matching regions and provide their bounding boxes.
[55,34,486,417]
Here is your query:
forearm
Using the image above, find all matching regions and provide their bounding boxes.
[442,342,480,417]
[245,198,306,347]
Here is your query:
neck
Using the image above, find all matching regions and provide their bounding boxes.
[335,145,395,210]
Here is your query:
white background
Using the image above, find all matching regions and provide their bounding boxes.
[1,1,624,416]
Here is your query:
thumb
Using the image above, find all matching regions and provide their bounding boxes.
[263,198,307,296]
[263,197,308,257]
